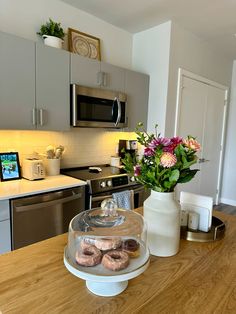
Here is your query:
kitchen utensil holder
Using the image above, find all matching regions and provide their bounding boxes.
[46,159,60,176]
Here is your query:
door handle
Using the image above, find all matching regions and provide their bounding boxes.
[114,97,121,127]
[199,158,210,163]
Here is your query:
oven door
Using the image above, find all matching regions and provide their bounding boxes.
[91,185,149,209]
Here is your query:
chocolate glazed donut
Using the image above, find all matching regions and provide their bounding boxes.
[122,239,140,258]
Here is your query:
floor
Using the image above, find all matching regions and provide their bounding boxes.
[214,203,236,216]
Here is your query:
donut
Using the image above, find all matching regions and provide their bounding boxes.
[75,245,102,267]
[80,238,95,250]
[122,239,140,258]
[102,250,129,271]
[94,237,122,251]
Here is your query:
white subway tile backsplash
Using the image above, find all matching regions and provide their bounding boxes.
[0,129,135,168]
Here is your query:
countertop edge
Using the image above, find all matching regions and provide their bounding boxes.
[0,175,87,200]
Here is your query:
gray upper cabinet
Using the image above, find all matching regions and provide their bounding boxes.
[70,53,100,87]
[0,31,35,129]
[125,69,149,131]
[100,61,125,92]
[36,44,70,131]
[70,54,125,92]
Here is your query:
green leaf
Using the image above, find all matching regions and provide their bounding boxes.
[169,169,180,182]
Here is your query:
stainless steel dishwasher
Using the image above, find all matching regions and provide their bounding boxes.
[10,186,85,250]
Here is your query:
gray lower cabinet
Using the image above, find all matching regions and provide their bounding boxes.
[36,44,70,131]
[0,200,11,254]
[0,31,35,129]
[125,69,149,131]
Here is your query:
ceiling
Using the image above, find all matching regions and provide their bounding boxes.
[62,0,236,60]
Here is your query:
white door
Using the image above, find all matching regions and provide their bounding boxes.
[175,70,228,204]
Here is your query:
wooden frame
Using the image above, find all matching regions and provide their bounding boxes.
[0,152,21,181]
[68,28,101,60]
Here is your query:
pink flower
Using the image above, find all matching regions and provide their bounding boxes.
[184,138,201,151]
[160,152,177,168]
[134,165,141,176]
[144,147,155,156]
[149,137,171,149]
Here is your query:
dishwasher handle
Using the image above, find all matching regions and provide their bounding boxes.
[14,193,83,213]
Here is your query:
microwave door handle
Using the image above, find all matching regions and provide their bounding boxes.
[72,84,77,126]
[114,97,121,127]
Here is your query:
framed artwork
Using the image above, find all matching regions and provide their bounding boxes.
[68,28,101,60]
[0,152,21,181]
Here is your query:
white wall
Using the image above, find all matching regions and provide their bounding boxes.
[0,0,133,69]
[132,20,235,204]
[132,21,171,135]
[221,61,236,205]
[165,22,233,137]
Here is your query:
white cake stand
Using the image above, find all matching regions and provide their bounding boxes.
[64,247,150,297]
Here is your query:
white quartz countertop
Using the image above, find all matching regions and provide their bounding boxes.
[0,175,87,200]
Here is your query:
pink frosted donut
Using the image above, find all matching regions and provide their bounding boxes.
[80,239,95,250]
[94,237,122,251]
[75,245,102,267]
[102,250,129,271]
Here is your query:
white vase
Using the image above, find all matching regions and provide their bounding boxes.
[42,35,63,49]
[143,190,180,257]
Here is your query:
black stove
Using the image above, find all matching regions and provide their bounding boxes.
[61,164,137,194]
[61,165,145,210]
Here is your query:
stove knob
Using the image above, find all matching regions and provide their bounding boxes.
[130,176,136,182]
[107,180,112,187]
[100,181,106,188]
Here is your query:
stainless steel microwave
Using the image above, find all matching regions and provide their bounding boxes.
[70,84,128,128]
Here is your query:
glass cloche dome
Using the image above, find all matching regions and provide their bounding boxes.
[65,199,149,276]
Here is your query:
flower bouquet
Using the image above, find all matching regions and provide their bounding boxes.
[123,122,201,257]
[123,123,200,192]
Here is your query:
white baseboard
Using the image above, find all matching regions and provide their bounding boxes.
[220,198,236,206]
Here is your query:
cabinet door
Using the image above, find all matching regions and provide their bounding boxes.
[0,200,11,254]
[0,31,35,129]
[36,44,70,131]
[100,61,125,92]
[71,53,100,87]
[0,220,11,254]
[125,70,149,131]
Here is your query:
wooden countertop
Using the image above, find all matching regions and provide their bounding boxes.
[0,209,236,314]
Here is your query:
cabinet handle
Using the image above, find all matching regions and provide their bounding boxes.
[39,109,45,126]
[32,108,37,126]
[97,71,106,86]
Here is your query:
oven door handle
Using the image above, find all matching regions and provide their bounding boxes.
[133,186,145,194]
[92,186,144,203]
[92,195,112,202]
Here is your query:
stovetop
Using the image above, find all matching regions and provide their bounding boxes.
[61,164,126,181]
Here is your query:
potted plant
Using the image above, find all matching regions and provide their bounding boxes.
[37,18,65,49]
